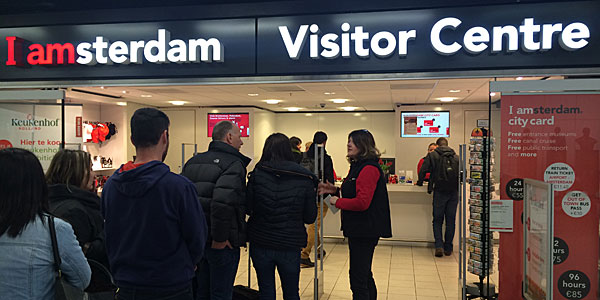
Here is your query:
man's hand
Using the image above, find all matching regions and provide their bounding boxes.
[211,240,233,249]
[318,181,337,195]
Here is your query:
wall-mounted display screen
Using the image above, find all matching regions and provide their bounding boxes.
[401,111,450,138]
[207,113,250,137]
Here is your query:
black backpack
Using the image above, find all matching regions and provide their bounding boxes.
[434,151,459,191]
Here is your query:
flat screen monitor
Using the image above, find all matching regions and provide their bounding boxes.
[401,111,450,138]
[207,113,250,137]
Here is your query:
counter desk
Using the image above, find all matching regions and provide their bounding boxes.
[322,183,434,243]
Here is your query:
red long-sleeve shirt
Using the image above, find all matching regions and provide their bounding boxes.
[417,158,430,180]
[335,165,380,211]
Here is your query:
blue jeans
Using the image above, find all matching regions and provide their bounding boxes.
[250,244,301,300]
[116,285,193,300]
[432,191,459,251]
[196,246,240,300]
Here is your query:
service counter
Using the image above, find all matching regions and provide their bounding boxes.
[323,184,434,243]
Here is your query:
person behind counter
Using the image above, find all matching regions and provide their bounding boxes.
[417,143,437,182]
[319,129,392,300]
[246,133,317,300]
[0,148,91,300]
[290,136,303,164]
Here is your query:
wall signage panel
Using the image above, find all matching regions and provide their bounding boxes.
[0,19,256,80]
[257,1,600,75]
[0,1,598,81]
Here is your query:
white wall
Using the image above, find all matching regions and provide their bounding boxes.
[275,112,396,177]
[394,104,501,179]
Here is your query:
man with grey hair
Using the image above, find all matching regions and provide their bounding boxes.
[182,120,251,300]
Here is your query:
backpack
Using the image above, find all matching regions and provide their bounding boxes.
[434,151,459,191]
[300,152,316,175]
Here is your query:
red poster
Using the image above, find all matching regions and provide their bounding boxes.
[429,127,439,133]
[499,94,599,300]
[75,116,82,138]
[424,119,434,126]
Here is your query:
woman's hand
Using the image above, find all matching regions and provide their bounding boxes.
[318,181,336,195]
[329,196,339,206]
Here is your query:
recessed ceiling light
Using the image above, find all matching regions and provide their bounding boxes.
[99,86,105,89]
[211,109,219,113]
[286,107,301,111]
[305,113,313,116]
[169,101,186,106]
[340,106,358,111]
[141,94,152,98]
[116,102,127,106]
[438,97,457,102]
[330,99,348,104]
[248,93,259,96]
[122,90,128,94]
[324,92,336,95]
[434,107,443,111]
[354,113,362,116]
[516,76,524,80]
[264,99,281,104]
[490,92,497,96]
[448,89,461,93]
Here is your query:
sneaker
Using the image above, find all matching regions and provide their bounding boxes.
[435,248,444,257]
[444,249,453,256]
[300,258,314,268]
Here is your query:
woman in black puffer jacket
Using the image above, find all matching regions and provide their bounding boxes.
[46,150,114,298]
[247,133,318,300]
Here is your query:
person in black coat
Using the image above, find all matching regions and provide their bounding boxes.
[289,136,303,164]
[182,120,251,300]
[46,149,113,295]
[319,129,392,300]
[247,133,318,300]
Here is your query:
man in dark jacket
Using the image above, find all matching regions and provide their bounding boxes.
[417,137,459,258]
[102,108,208,300]
[182,120,251,300]
[301,131,335,267]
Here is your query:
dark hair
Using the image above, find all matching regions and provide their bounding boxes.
[46,149,92,189]
[0,148,48,238]
[348,129,381,163]
[212,121,234,141]
[131,108,170,148]
[428,143,437,149]
[436,137,448,147]
[259,133,294,164]
[313,131,328,144]
[290,136,302,148]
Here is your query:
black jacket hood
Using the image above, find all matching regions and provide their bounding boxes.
[257,161,318,185]
[48,184,101,211]
[434,146,456,156]
[209,141,251,167]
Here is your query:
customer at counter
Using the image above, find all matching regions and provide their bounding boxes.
[319,129,392,300]
[416,137,459,258]
[417,143,437,182]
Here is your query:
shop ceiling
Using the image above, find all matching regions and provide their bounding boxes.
[67,76,557,112]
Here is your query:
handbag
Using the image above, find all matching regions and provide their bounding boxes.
[48,216,86,300]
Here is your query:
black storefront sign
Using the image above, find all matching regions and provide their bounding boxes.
[0,1,598,81]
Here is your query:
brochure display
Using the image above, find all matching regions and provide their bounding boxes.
[523,179,554,300]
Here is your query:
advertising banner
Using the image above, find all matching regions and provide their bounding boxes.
[0,103,82,169]
[499,94,600,300]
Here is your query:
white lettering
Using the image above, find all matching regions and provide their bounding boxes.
[351,26,370,58]
[520,18,541,51]
[278,25,308,59]
[76,42,94,65]
[398,30,416,56]
[560,22,590,50]
[108,41,129,64]
[189,38,222,62]
[492,25,519,52]
[464,26,489,53]
[92,36,109,64]
[431,17,462,55]
[167,39,188,63]
[144,29,170,63]
[320,33,340,59]
[541,23,563,50]
[129,41,145,64]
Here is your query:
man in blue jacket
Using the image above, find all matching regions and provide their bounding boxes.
[102,108,208,300]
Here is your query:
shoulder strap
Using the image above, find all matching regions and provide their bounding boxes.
[48,215,63,274]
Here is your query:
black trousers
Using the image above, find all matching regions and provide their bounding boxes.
[347,237,379,300]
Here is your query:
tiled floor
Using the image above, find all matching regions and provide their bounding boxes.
[235,242,498,300]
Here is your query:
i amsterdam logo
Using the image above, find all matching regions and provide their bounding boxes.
[11,114,59,131]
[5,29,224,67]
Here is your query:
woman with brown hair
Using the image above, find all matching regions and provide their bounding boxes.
[46,149,113,296]
[319,129,392,300]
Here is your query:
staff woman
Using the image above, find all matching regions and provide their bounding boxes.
[319,129,392,300]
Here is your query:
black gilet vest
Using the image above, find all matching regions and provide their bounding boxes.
[340,159,392,238]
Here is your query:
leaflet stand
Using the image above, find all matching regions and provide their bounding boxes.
[460,128,498,299]
[313,144,324,300]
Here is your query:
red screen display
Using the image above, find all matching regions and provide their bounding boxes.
[208,113,250,137]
